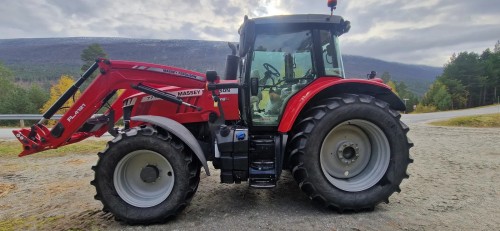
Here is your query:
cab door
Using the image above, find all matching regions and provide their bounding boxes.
[245,29,316,129]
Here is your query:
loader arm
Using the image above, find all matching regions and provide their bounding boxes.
[13,59,207,156]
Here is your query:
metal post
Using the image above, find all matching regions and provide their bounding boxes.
[403,98,409,114]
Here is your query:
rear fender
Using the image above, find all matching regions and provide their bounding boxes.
[278,78,405,133]
[131,115,210,175]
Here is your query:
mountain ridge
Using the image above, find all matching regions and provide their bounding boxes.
[0,37,442,95]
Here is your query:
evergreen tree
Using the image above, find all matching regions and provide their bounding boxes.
[80,44,107,90]
[81,43,107,72]
[440,52,483,107]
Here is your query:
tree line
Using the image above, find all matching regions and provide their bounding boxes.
[417,41,500,112]
[0,44,106,126]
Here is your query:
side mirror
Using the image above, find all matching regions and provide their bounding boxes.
[224,54,239,80]
[250,77,259,96]
[341,20,351,34]
[206,70,218,82]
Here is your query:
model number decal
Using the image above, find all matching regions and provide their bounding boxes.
[219,88,238,94]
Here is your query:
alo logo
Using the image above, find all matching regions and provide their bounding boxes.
[67,103,86,122]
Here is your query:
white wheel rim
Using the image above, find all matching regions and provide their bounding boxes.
[320,120,390,192]
[114,150,175,208]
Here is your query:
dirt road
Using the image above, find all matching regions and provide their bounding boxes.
[1,121,499,230]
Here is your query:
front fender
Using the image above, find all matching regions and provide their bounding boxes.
[278,78,405,133]
[131,115,210,175]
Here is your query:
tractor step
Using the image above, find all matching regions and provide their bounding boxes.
[249,161,276,188]
[249,178,276,188]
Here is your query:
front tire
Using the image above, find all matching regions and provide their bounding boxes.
[91,126,200,224]
[289,94,413,210]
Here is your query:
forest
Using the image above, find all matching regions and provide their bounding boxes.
[416,41,500,112]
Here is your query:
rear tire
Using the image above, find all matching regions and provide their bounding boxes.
[91,126,200,224]
[288,94,413,210]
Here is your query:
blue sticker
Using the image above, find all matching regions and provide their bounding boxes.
[236,132,246,140]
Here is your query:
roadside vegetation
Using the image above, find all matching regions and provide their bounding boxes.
[430,113,500,127]
[0,139,107,158]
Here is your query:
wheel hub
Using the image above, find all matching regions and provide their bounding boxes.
[140,165,160,183]
[337,141,360,164]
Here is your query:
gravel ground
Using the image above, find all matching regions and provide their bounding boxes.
[1,122,499,230]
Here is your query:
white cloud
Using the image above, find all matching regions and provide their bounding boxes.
[0,0,499,66]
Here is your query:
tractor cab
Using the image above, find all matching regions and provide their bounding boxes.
[211,14,352,187]
[234,14,351,128]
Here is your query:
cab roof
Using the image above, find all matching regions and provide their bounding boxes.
[251,14,344,26]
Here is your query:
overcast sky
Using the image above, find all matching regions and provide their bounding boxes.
[1,0,499,67]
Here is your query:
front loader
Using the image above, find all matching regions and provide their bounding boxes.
[13,1,413,224]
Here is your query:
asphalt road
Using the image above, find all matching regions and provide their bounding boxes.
[1,105,498,140]
[0,128,18,140]
[400,105,499,124]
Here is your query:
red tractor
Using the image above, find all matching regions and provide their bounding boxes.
[13,1,413,224]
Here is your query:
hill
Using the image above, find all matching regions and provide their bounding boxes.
[0,37,441,95]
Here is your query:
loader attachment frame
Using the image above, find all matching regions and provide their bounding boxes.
[13,58,208,157]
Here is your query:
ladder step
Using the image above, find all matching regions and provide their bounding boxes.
[249,160,276,188]
[249,179,276,189]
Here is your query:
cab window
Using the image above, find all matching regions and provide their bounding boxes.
[249,30,315,126]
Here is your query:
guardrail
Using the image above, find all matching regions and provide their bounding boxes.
[0,114,63,127]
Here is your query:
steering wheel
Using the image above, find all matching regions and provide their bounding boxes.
[263,63,280,77]
[303,68,315,79]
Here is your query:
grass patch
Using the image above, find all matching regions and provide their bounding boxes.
[0,140,108,158]
[0,215,64,231]
[430,113,500,127]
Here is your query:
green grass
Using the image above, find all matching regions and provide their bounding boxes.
[0,216,64,231]
[0,140,108,158]
[430,113,500,127]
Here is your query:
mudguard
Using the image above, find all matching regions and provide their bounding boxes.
[278,78,406,133]
[132,115,210,175]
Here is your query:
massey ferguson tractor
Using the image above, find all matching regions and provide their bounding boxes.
[13,1,413,224]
